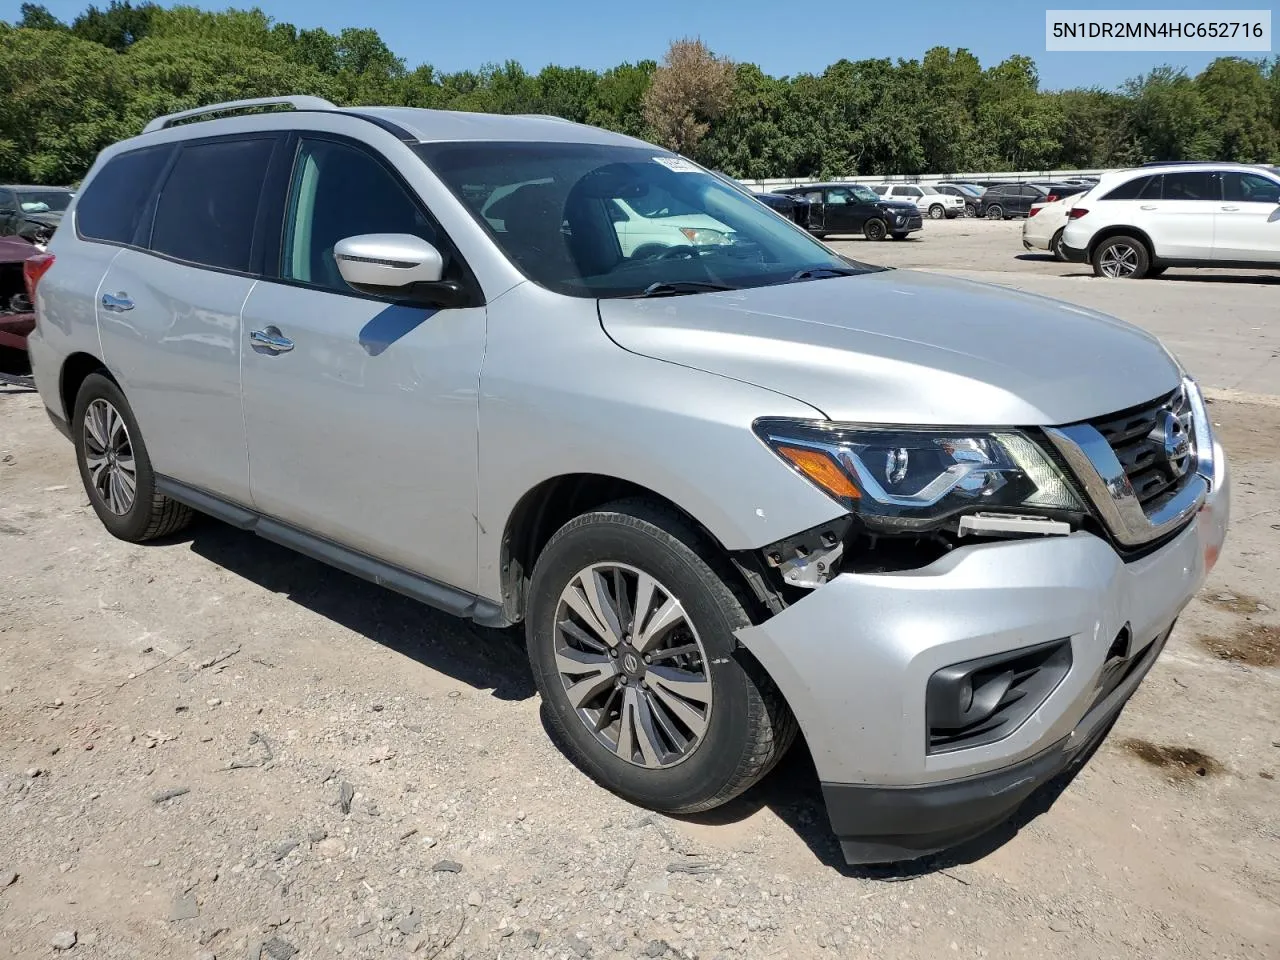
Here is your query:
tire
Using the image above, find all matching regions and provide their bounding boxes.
[72,372,192,542]
[890,232,910,241]
[863,218,887,241]
[1051,229,1066,261]
[526,498,797,815]
[811,232,828,240]
[964,203,977,218]
[1091,235,1150,279]
[985,204,1004,220]
[928,204,946,220]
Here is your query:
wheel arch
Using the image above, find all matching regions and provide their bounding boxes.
[497,473,762,626]
[59,351,112,422]
[1087,225,1156,262]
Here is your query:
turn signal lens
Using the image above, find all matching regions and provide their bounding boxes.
[775,445,860,501]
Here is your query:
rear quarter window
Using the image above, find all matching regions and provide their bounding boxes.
[76,145,174,245]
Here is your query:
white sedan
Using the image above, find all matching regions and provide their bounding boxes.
[1021,193,1084,261]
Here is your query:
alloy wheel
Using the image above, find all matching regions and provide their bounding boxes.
[83,398,136,515]
[1098,243,1140,278]
[553,563,712,769]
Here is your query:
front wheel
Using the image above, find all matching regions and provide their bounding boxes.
[72,372,192,542]
[1092,235,1150,279]
[985,204,1004,220]
[526,499,796,814]
[964,202,977,218]
[928,204,946,220]
[863,218,887,241]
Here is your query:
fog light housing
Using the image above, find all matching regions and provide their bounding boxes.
[925,639,1072,754]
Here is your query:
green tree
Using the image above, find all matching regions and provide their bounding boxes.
[71,1,156,51]
[1125,67,1217,161]
[587,60,653,137]
[16,3,67,30]
[1195,57,1275,162]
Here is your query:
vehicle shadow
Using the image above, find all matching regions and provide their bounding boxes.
[171,517,536,701]
[1160,273,1280,285]
[1015,253,1059,263]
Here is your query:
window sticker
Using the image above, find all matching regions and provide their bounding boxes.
[652,156,701,173]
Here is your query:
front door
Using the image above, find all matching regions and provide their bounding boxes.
[1215,171,1280,264]
[822,187,861,235]
[240,135,486,592]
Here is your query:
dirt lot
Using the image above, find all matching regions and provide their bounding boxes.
[2,227,1279,960]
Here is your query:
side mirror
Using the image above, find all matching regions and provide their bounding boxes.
[333,234,467,308]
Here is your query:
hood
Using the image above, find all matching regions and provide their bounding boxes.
[597,269,1180,426]
[877,200,918,214]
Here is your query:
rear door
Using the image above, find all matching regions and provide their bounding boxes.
[240,134,487,590]
[1216,171,1280,263]
[1147,170,1218,259]
[95,135,279,504]
[822,187,861,234]
[801,189,825,232]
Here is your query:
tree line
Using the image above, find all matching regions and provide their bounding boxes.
[2,2,1277,185]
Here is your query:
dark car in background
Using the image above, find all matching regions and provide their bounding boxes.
[0,185,74,246]
[977,181,1088,219]
[773,182,922,240]
[0,235,38,378]
[936,182,985,217]
[710,171,812,229]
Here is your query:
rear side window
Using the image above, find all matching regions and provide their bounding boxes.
[77,146,172,245]
[150,138,276,272]
[1101,175,1158,201]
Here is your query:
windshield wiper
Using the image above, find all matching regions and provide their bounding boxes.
[790,266,862,281]
[632,280,737,298]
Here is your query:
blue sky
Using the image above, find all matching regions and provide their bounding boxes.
[6,0,1269,90]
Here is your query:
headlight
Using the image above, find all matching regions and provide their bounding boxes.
[679,227,731,246]
[754,419,1084,532]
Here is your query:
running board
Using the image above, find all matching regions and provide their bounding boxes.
[155,476,508,627]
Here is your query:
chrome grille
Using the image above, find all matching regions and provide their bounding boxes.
[1088,388,1194,509]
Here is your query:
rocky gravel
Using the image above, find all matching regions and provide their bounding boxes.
[2,386,1279,960]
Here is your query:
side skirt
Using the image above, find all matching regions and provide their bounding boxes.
[155,475,509,627]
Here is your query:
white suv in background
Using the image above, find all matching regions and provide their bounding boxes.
[871,184,965,220]
[1060,163,1280,278]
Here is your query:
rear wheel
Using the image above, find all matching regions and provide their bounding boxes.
[863,218,887,241]
[1092,235,1150,279]
[928,204,946,220]
[72,373,192,542]
[985,204,1004,220]
[1051,229,1066,261]
[526,499,796,814]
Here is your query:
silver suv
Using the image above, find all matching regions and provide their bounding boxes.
[27,96,1230,865]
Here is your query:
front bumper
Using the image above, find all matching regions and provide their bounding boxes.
[735,446,1229,864]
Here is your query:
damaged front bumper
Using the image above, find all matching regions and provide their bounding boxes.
[735,444,1230,865]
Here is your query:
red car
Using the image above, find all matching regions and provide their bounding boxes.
[1,235,38,377]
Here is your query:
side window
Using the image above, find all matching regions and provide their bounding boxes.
[1102,176,1153,200]
[0,188,14,213]
[1162,171,1218,201]
[151,138,275,271]
[1223,172,1280,204]
[281,138,452,294]
[76,145,173,245]
[802,190,822,203]
[871,186,888,195]
[825,188,850,205]
[902,186,923,198]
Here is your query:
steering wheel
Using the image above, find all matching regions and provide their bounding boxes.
[657,244,700,260]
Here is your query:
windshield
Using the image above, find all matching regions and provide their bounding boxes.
[918,185,940,195]
[419,141,867,298]
[17,190,72,213]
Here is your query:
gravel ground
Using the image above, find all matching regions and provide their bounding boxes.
[2,228,1278,959]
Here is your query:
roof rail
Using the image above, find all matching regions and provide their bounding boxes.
[142,95,338,134]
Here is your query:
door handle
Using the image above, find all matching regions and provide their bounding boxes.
[1220,205,1240,212]
[1139,205,1157,211]
[249,329,294,353]
[101,292,134,312]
